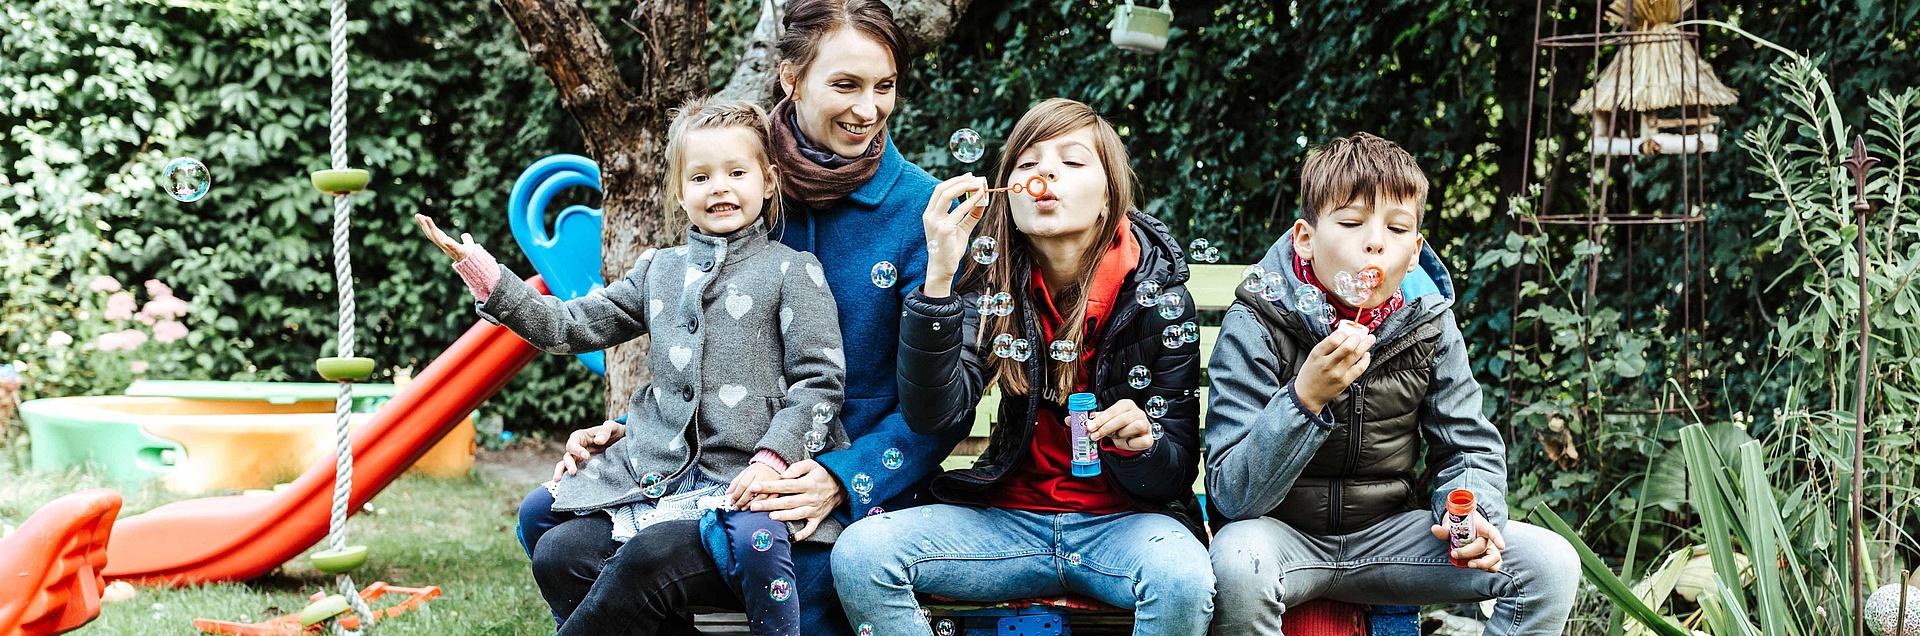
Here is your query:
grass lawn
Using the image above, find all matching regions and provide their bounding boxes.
[1,439,558,635]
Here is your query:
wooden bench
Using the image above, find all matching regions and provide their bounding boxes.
[693,264,1419,634]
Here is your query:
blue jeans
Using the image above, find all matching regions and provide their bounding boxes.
[1208,511,1580,635]
[831,505,1215,635]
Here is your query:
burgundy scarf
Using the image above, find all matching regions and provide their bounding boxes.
[769,99,887,210]
[1292,253,1406,332]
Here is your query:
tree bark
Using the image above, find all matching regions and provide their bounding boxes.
[498,0,970,423]
[496,0,708,422]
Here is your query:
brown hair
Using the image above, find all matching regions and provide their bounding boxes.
[957,98,1136,398]
[1298,132,1428,224]
[663,97,784,229]
[775,0,909,99]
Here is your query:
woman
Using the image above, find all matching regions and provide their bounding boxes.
[516,1,961,634]
[830,98,1215,634]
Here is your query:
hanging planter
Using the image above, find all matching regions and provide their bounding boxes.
[1108,0,1172,54]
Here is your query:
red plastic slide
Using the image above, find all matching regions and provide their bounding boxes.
[100,278,547,585]
[0,489,122,635]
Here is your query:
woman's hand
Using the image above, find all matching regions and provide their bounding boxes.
[1086,398,1157,452]
[415,214,484,262]
[727,462,783,509]
[920,174,990,298]
[551,420,627,482]
[746,460,847,541]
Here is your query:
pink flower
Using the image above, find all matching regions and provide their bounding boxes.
[129,360,150,374]
[139,295,189,321]
[46,331,73,347]
[152,320,188,343]
[144,280,173,298]
[89,276,122,292]
[95,329,148,352]
[105,292,137,321]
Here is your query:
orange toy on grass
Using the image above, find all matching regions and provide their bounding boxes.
[0,488,122,636]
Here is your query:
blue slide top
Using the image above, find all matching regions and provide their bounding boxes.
[507,154,608,375]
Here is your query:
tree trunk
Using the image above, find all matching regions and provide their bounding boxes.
[498,0,970,424]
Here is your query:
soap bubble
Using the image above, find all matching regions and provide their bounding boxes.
[1048,340,1077,362]
[1259,272,1287,302]
[851,473,873,498]
[1187,238,1209,258]
[870,261,898,288]
[641,472,668,498]
[1150,420,1164,440]
[162,157,210,202]
[1295,286,1325,314]
[1128,365,1151,389]
[812,402,835,426]
[868,506,885,517]
[1358,267,1382,289]
[1181,321,1199,344]
[882,448,904,470]
[804,429,828,454]
[1201,246,1220,263]
[1010,338,1033,362]
[1161,325,1183,349]
[1135,280,1163,307]
[1145,395,1168,419]
[1334,271,1356,289]
[993,333,1016,358]
[752,529,773,551]
[935,619,956,636]
[1067,553,1083,567]
[858,624,875,636]
[1156,292,1184,320]
[970,236,999,265]
[949,128,985,164]
[1241,265,1267,294]
[768,577,793,602]
[990,292,1014,317]
[976,295,995,316]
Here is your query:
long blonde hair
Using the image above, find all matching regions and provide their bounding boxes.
[957,98,1136,398]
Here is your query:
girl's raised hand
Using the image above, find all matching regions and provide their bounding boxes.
[415,213,483,262]
[919,174,990,298]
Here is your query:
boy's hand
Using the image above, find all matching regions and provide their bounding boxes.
[728,463,783,509]
[1292,329,1375,413]
[1086,399,1156,452]
[415,214,483,262]
[551,420,627,482]
[1429,513,1507,573]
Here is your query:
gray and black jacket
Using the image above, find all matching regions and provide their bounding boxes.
[474,219,850,543]
[1204,238,1508,536]
[895,211,1206,537]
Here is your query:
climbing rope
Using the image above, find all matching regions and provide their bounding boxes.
[324,0,375,630]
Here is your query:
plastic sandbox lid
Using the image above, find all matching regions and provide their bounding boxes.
[124,380,400,405]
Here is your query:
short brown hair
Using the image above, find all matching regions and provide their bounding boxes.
[1298,132,1428,224]
[775,0,908,98]
[664,97,783,228]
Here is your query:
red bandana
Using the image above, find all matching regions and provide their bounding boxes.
[1291,253,1405,333]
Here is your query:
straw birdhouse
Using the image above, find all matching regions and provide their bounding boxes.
[1571,0,1738,155]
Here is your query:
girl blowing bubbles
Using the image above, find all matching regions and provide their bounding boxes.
[417,98,847,636]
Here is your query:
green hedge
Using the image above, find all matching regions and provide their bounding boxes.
[4,0,1915,521]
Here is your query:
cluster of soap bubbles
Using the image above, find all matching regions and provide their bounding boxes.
[991,334,1034,362]
[976,292,1014,317]
[1132,280,1186,320]
[970,236,999,265]
[1160,321,1199,349]
[1187,238,1221,263]
[1048,339,1078,362]
[804,403,836,453]
[1331,267,1381,306]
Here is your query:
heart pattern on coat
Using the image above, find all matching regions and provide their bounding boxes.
[806,263,826,288]
[717,385,749,407]
[649,298,664,321]
[669,346,693,370]
[822,347,845,368]
[726,288,754,320]
[685,266,703,288]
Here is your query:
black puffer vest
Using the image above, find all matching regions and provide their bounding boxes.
[1236,284,1447,536]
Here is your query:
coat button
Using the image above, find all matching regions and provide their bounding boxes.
[681,386,694,401]
[699,260,713,272]
[686,320,698,333]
